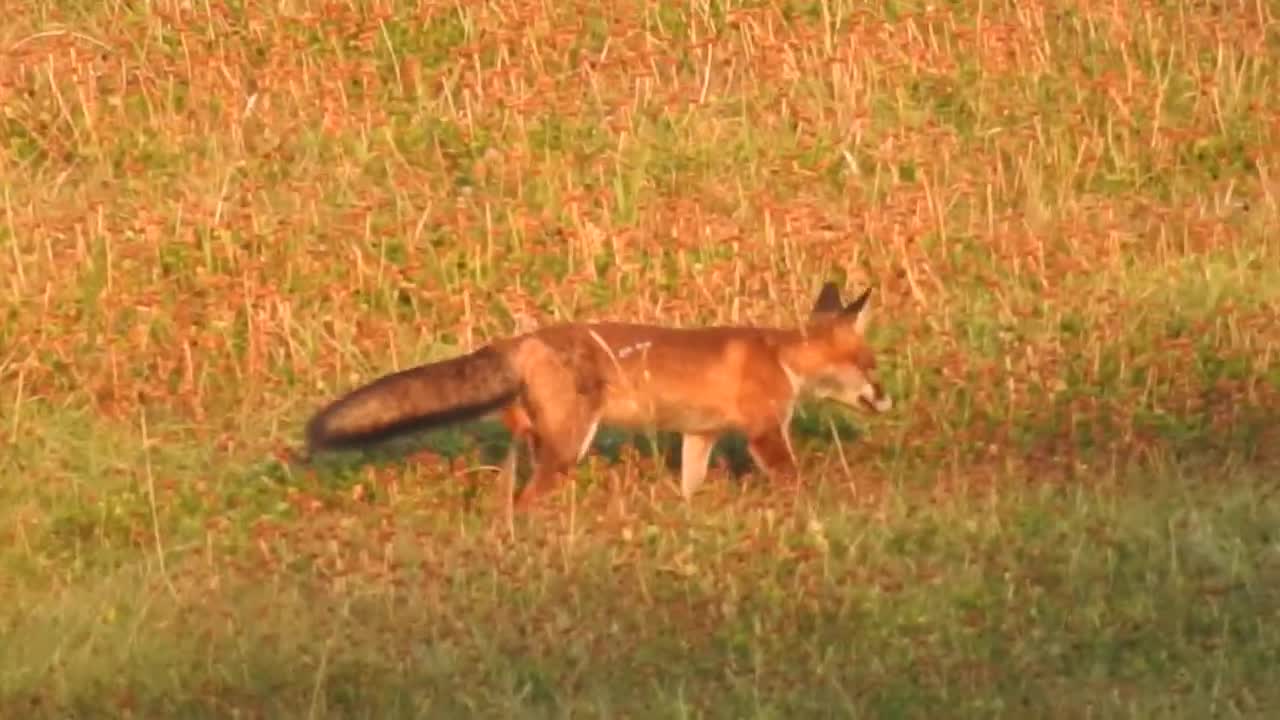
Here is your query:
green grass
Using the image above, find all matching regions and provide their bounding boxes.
[3,0,1280,716]
[2,420,1277,717]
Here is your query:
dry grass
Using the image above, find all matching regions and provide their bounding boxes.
[2,0,1279,717]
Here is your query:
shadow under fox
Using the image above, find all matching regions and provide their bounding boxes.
[306,282,892,510]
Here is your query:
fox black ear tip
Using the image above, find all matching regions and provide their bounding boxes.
[811,281,844,314]
[842,286,873,315]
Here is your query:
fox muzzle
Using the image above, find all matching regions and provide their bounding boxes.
[859,382,892,413]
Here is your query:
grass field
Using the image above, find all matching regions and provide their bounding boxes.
[3,0,1279,717]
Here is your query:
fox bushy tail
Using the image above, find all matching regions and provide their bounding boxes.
[305,346,521,453]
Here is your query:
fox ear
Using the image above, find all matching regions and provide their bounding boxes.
[842,287,873,333]
[811,282,844,318]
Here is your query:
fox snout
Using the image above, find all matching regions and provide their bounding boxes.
[858,382,892,413]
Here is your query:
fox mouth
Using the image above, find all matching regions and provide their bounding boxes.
[857,384,892,413]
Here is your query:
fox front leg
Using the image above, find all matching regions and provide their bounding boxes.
[746,425,799,483]
[679,432,718,499]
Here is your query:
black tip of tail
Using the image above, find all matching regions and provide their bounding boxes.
[303,412,339,454]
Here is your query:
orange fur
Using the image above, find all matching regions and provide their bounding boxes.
[305,282,892,510]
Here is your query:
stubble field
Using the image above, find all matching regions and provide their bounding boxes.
[3,0,1279,717]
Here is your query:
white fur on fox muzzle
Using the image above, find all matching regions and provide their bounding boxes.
[860,383,892,413]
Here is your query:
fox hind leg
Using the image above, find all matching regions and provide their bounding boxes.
[510,391,603,512]
[505,336,609,511]
[513,414,600,511]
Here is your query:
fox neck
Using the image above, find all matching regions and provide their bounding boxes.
[778,360,807,399]
[776,335,823,401]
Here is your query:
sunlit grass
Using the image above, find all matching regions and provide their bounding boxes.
[2,0,1278,716]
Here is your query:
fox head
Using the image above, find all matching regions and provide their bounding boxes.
[785,282,893,414]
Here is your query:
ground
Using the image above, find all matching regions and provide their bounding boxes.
[2,1,1279,717]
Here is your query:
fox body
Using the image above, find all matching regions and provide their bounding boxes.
[305,283,892,510]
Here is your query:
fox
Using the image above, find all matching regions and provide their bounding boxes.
[304,282,893,510]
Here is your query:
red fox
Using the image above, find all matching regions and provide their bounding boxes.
[305,282,892,510]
